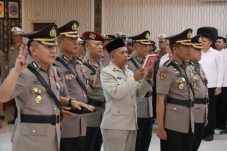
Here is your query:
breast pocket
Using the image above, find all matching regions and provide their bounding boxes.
[194,106,206,123]
[115,76,124,85]
[165,104,189,132]
[64,73,75,88]
[175,76,188,91]
[28,85,47,107]
[21,123,47,136]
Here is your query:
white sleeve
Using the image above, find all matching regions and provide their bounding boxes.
[100,69,137,100]
[216,51,224,87]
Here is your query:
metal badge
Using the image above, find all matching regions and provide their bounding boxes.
[65,75,69,80]
[35,95,42,104]
[31,62,38,69]
[160,70,167,80]
[179,83,184,90]
[56,82,60,90]
[32,87,38,93]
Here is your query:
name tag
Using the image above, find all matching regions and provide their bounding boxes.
[116,77,122,80]
[33,81,41,84]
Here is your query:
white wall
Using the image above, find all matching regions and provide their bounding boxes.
[22,0,94,34]
[102,0,227,42]
[21,0,227,43]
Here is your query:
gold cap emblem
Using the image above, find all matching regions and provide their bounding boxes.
[89,33,96,40]
[198,37,202,43]
[146,33,150,39]
[50,27,57,37]
[187,32,192,38]
[72,23,78,31]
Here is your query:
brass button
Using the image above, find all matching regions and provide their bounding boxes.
[56,124,59,127]
[54,107,57,111]
[33,87,38,93]
[32,129,36,134]
[38,89,42,94]
[173,107,177,111]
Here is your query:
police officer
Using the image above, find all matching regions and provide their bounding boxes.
[103,34,116,45]
[8,27,25,70]
[152,35,170,121]
[56,20,89,151]
[189,35,208,151]
[128,31,153,151]
[7,27,25,124]
[82,31,105,151]
[75,37,86,62]
[101,38,152,151]
[0,24,94,151]
[156,29,194,151]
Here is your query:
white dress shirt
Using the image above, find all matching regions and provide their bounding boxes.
[221,48,227,87]
[199,47,224,88]
[159,53,169,67]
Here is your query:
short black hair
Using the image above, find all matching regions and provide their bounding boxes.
[216,36,226,43]
[202,33,213,41]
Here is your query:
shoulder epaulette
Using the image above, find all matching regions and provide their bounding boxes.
[163,60,172,67]
[53,63,61,68]
[130,57,140,69]
[188,60,195,66]
[83,61,96,75]
[52,64,63,77]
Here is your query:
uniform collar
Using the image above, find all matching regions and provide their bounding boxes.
[172,56,183,65]
[30,59,54,73]
[172,56,188,68]
[58,51,78,64]
[202,47,213,53]
[132,52,145,64]
[188,60,197,66]
[109,61,126,72]
[84,56,100,68]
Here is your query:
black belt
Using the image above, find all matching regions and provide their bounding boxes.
[88,99,105,107]
[194,98,208,104]
[167,97,194,108]
[21,114,62,125]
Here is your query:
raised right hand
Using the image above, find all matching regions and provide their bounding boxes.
[14,47,28,74]
[133,69,145,81]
